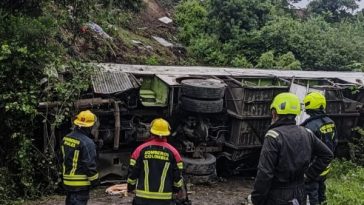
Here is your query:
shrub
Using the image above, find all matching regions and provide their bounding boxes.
[231,55,253,68]
[349,127,364,166]
[100,0,144,11]
[175,0,208,45]
[0,14,60,201]
[0,0,48,16]
[276,52,301,70]
[146,55,160,65]
[188,35,228,66]
[0,9,94,202]
[256,51,275,69]
[326,160,364,204]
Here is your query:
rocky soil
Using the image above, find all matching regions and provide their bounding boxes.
[24,177,254,205]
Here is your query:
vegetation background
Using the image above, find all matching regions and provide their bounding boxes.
[0,0,363,204]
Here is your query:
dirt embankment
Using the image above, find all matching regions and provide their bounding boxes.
[25,177,254,205]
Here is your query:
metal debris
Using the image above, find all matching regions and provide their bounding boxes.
[92,72,136,94]
[152,36,173,47]
[83,22,112,39]
[131,40,143,45]
[158,16,173,24]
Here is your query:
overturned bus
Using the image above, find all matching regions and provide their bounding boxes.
[39,64,364,183]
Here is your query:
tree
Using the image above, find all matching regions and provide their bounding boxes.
[0,0,48,16]
[176,0,364,70]
[0,3,95,202]
[308,0,361,21]
[272,0,303,9]
[276,52,301,70]
[255,51,301,69]
[207,0,273,42]
[175,0,208,45]
[231,55,253,68]
[258,16,364,70]
[256,51,275,68]
[188,35,228,66]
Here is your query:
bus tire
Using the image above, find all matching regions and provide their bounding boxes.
[181,79,225,99]
[182,153,216,175]
[181,97,223,113]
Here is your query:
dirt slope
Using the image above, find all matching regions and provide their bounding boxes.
[72,0,185,65]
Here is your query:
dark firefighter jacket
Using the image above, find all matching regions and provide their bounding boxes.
[127,137,184,201]
[61,129,99,191]
[301,110,337,152]
[301,110,337,179]
[251,118,333,205]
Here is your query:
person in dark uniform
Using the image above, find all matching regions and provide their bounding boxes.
[127,118,184,205]
[61,110,99,205]
[251,92,334,205]
[302,92,337,205]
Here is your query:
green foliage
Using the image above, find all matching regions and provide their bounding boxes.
[255,51,301,69]
[0,14,58,200]
[145,55,160,65]
[349,127,364,166]
[231,55,253,68]
[0,3,95,202]
[276,52,301,70]
[188,35,228,66]
[308,0,359,22]
[175,0,364,70]
[112,0,144,11]
[256,51,275,69]
[93,5,134,29]
[347,62,364,71]
[159,0,181,9]
[0,14,60,125]
[258,16,363,70]
[207,0,272,42]
[55,0,97,34]
[0,0,48,16]
[175,0,208,45]
[0,168,16,204]
[327,160,364,204]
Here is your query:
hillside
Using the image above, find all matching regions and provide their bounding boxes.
[0,0,364,204]
[68,0,186,65]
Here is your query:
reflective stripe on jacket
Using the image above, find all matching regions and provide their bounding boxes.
[301,113,337,177]
[301,113,337,152]
[127,137,183,201]
[61,129,99,191]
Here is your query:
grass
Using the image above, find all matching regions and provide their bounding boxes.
[326,160,364,205]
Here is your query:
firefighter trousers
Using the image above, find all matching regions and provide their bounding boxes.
[265,184,305,205]
[133,197,175,205]
[65,190,90,205]
[306,179,326,205]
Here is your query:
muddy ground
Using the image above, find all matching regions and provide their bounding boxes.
[25,177,254,205]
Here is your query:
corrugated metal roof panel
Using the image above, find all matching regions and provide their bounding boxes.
[97,63,364,85]
[92,72,135,94]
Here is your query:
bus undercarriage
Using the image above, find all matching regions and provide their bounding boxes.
[39,64,364,183]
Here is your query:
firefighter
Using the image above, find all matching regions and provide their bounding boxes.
[61,110,99,205]
[251,92,333,205]
[127,118,184,205]
[302,92,337,205]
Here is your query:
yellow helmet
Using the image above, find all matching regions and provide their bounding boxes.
[74,110,96,127]
[304,92,326,110]
[150,118,171,137]
[270,92,301,115]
